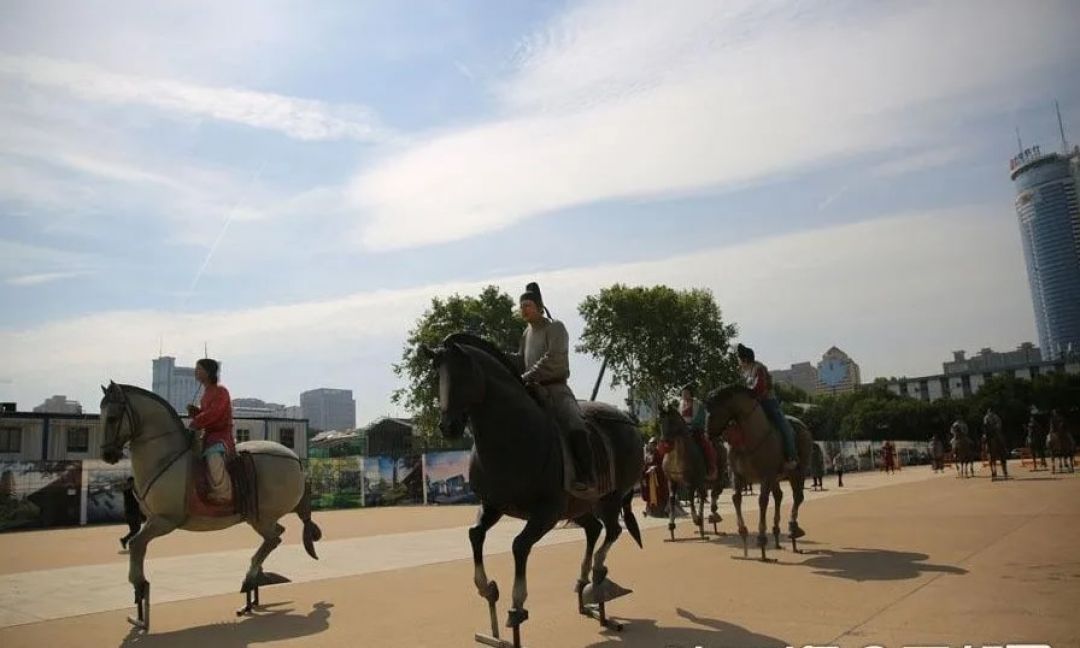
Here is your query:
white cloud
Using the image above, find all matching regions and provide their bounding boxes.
[1,205,1034,420]
[0,54,390,143]
[349,0,1080,250]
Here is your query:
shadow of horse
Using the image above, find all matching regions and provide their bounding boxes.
[585,608,788,647]
[120,601,332,647]
[785,547,967,582]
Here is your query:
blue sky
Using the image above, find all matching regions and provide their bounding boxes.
[2,0,1079,421]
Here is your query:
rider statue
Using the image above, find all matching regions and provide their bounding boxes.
[736,344,797,472]
[186,358,235,504]
[679,384,718,480]
[514,282,595,496]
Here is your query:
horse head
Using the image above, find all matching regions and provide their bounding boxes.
[99,381,138,464]
[703,385,747,438]
[657,405,690,443]
[420,340,485,440]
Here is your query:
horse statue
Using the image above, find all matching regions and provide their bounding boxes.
[703,385,813,560]
[930,435,946,473]
[99,382,320,631]
[421,334,643,648]
[1026,415,1049,470]
[982,428,1009,481]
[1047,412,1077,474]
[656,407,728,540]
[951,423,976,478]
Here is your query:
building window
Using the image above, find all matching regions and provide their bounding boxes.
[67,427,89,453]
[280,428,295,448]
[0,427,20,453]
[236,429,251,443]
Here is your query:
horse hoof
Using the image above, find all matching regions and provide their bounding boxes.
[506,608,529,628]
[583,578,632,605]
[790,526,806,539]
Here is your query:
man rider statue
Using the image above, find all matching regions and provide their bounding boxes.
[515,282,595,496]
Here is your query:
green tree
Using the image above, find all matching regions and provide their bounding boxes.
[392,286,521,441]
[576,284,740,414]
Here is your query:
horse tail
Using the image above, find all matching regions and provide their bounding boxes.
[294,480,322,560]
[621,491,643,549]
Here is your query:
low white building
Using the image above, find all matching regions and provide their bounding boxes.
[884,343,1080,402]
[0,408,309,462]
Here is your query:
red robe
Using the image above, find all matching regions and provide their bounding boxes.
[193,384,236,455]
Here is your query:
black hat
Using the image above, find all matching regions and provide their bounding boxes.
[735,344,754,362]
[520,282,543,308]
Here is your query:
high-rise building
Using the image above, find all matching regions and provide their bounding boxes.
[815,347,862,396]
[151,356,201,414]
[1010,142,1080,360]
[300,388,356,432]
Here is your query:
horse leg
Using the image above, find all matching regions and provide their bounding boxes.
[126,515,176,631]
[789,477,806,553]
[573,514,603,615]
[581,497,630,631]
[667,483,678,541]
[237,521,285,616]
[506,512,557,644]
[470,504,504,644]
[733,479,748,557]
[707,486,722,535]
[771,483,783,550]
[696,487,707,540]
[756,481,771,561]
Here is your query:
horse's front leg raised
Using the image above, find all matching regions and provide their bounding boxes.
[788,477,806,553]
[506,513,557,645]
[126,515,177,631]
[469,504,504,644]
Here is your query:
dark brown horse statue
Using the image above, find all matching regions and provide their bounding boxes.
[422,334,644,648]
[704,386,813,560]
[657,408,728,539]
[1048,411,1077,474]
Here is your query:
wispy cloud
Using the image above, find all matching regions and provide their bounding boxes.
[870,145,974,178]
[1,205,1034,417]
[6,270,92,286]
[0,54,391,143]
[349,0,1080,250]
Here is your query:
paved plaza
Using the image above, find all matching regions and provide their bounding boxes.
[0,465,1076,647]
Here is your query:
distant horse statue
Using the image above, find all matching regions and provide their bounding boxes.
[99,382,320,631]
[704,386,813,560]
[1047,412,1077,474]
[421,334,644,648]
[951,423,976,478]
[930,435,946,473]
[1027,416,1049,470]
[982,429,1009,482]
[657,408,728,539]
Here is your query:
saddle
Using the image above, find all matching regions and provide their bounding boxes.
[188,451,259,520]
[559,421,616,501]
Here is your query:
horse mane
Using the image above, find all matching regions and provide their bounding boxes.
[117,383,187,431]
[443,333,523,384]
[706,384,754,406]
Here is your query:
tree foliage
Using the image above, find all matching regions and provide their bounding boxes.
[392,286,520,440]
[576,284,739,412]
